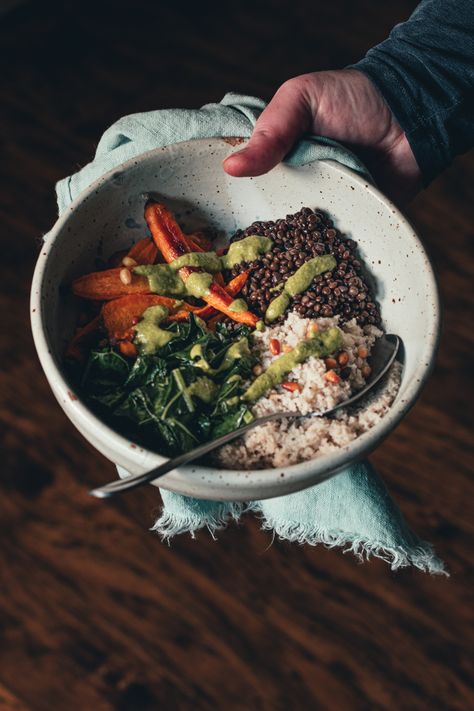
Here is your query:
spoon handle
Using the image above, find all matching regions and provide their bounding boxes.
[89,411,287,498]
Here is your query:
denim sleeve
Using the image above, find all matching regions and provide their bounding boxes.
[351,0,474,185]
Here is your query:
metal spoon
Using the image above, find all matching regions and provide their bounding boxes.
[90,334,400,498]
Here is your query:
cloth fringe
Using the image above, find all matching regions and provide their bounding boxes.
[260,516,448,575]
[150,502,447,575]
[151,502,251,541]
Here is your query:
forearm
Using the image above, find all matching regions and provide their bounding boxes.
[351,0,474,184]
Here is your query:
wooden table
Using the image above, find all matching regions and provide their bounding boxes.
[1,1,472,709]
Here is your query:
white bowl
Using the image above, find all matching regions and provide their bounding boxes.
[31,138,440,501]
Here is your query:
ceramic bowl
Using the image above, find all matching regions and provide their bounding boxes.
[31,138,440,501]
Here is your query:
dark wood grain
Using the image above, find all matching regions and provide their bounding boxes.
[1,1,473,709]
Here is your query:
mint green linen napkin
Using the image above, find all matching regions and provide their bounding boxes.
[56,93,445,574]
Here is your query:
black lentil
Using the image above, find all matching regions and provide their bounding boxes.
[225,207,380,328]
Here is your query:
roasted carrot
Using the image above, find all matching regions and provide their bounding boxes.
[167,310,193,323]
[200,281,258,326]
[270,338,281,356]
[118,341,138,358]
[127,236,159,265]
[226,271,248,295]
[145,202,190,262]
[107,238,158,270]
[324,370,341,384]
[281,381,302,393]
[194,272,249,320]
[101,294,185,339]
[145,202,259,327]
[72,268,150,301]
[183,235,204,253]
[65,315,103,361]
[186,231,213,252]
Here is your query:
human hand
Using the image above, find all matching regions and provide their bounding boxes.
[223,70,422,205]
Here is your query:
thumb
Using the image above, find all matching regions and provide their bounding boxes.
[223,80,312,177]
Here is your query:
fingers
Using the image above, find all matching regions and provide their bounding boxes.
[223,78,313,177]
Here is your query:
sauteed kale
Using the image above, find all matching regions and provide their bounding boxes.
[73,315,256,456]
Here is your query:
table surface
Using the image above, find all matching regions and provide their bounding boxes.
[1,1,473,709]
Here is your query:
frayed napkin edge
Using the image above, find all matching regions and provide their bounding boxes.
[151,505,447,575]
[151,502,258,542]
[260,517,448,575]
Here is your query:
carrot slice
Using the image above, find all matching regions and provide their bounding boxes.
[108,238,158,269]
[118,341,138,358]
[194,272,249,320]
[204,283,259,327]
[102,294,181,339]
[167,310,193,323]
[145,202,259,327]
[270,338,281,356]
[186,231,213,252]
[183,234,205,253]
[281,381,302,393]
[145,202,190,262]
[65,315,103,361]
[72,268,150,301]
[127,237,159,265]
[227,271,248,295]
[324,370,341,384]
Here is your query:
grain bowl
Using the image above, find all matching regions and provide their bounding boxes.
[30,138,440,501]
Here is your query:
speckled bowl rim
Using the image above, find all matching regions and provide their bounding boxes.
[31,138,441,501]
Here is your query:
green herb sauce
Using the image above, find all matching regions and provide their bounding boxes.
[168,235,273,272]
[221,235,273,269]
[243,327,342,402]
[170,252,223,272]
[190,337,251,375]
[185,272,214,299]
[133,305,176,354]
[229,298,249,313]
[134,235,272,304]
[265,292,291,323]
[265,254,337,323]
[187,376,218,403]
[134,264,186,296]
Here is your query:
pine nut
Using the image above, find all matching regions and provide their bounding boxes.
[122,256,137,268]
[120,268,132,285]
